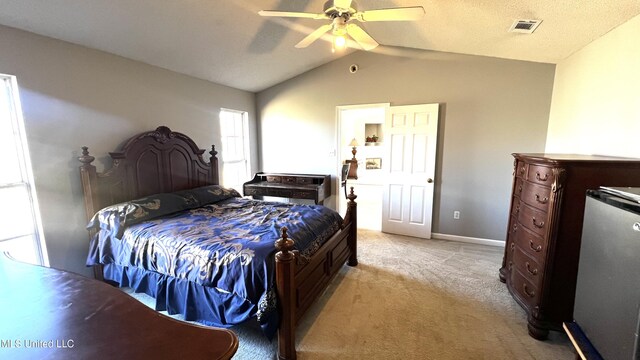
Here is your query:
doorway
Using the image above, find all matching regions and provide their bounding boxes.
[337,103,439,238]
[337,103,388,231]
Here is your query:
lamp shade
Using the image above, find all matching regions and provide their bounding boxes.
[348,138,359,147]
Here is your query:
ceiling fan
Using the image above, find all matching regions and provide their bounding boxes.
[258,0,425,51]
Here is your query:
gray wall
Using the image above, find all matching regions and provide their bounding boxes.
[0,25,258,276]
[257,50,555,241]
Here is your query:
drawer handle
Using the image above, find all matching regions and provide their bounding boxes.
[536,172,549,181]
[518,185,523,193]
[532,218,545,228]
[523,284,536,298]
[512,223,518,232]
[535,194,549,204]
[519,167,526,175]
[508,261,513,270]
[510,242,515,251]
[529,240,542,252]
[525,262,538,276]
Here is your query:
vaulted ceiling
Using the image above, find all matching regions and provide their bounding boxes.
[1,0,639,92]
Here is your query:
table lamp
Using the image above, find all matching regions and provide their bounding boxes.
[347,138,358,180]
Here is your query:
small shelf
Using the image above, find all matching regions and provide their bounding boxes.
[364,123,383,144]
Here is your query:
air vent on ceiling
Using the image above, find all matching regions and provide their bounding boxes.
[508,19,542,34]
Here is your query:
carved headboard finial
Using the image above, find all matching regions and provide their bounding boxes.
[78,146,95,165]
[347,186,358,203]
[152,126,174,144]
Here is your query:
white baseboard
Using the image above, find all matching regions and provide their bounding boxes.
[432,232,505,247]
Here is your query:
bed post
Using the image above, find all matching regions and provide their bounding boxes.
[275,227,296,360]
[78,147,98,220]
[209,145,220,185]
[347,187,358,266]
[78,146,103,281]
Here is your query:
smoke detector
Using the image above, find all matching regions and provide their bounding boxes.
[508,19,542,34]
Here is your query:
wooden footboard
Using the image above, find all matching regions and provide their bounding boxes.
[275,187,358,360]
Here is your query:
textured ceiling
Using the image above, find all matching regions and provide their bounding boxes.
[1,0,639,92]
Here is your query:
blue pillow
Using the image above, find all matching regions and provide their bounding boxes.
[173,185,240,206]
[87,185,240,238]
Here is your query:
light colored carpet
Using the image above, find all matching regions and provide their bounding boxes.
[125,230,574,359]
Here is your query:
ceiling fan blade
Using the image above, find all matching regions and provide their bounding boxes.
[258,10,327,20]
[357,7,425,22]
[346,23,379,51]
[295,24,333,48]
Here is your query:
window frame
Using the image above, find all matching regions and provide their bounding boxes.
[219,108,251,191]
[0,74,48,266]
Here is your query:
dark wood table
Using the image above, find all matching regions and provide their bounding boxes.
[0,253,238,360]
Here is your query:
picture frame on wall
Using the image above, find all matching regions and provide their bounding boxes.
[366,158,382,170]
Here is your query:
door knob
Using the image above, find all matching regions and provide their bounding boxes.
[427,178,433,183]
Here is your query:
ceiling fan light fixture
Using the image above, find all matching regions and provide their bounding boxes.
[331,34,348,53]
[331,17,348,52]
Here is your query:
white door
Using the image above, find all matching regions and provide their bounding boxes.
[382,104,439,238]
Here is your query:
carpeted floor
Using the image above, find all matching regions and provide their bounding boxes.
[125,230,574,359]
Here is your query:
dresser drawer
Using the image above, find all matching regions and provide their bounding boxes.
[510,266,541,309]
[512,244,543,287]
[519,203,548,237]
[251,188,290,197]
[521,182,552,211]
[282,176,297,184]
[243,187,259,196]
[290,190,315,199]
[527,164,555,186]
[245,187,289,197]
[296,177,313,185]
[514,225,546,263]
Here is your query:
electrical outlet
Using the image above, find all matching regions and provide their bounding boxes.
[453,211,460,220]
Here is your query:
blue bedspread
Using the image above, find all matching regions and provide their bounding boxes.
[86,186,343,338]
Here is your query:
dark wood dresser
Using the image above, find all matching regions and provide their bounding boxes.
[243,172,331,205]
[498,153,640,339]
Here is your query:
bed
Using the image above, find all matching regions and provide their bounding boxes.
[78,126,358,360]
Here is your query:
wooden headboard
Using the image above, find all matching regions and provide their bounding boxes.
[78,126,219,220]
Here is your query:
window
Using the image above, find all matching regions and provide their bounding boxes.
[219,109,251,192]
[0,74,48,266]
